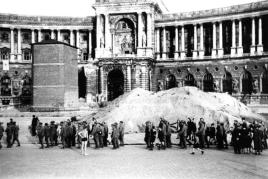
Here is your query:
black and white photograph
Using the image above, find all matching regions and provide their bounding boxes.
[0,0,268,178]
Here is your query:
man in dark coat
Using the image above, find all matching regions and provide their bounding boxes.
[36,122,44,149]
[71,122,77,147]
[65,122,73,148]
[158,118,167,149]
[178,121,187,149]
[103,122,109,147]
[216,121,224,149]
[44,123,50,148]
[111,123,119,149]
[91,121,100,149]
[253,123,263,155]
[49,121,57,146]
[0,122,4,149]
[232,121,241,154]
[196,118,205,150]
[11,122,20,147]
[145,121,152,149]
[60,122,66,149]
[5,123,12,148]
[31,115,39,136]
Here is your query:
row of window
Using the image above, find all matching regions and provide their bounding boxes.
[162,70,268,94]
[0,48,31,60]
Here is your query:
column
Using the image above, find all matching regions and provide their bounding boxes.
[147,13,152,48]
[141,65,147,90]
[250,18,256,55]
[162,27,167,59]
[105,14,110,50]
[193,24,198,58]
[257,17,263,54]
[138,12,143,48]
[10,28,15,62]
[96,15,101,49]
[31,29,35,43]
[231,20,236,57]
[70,30,74,45]
[88,30,92,60]
[57,29,61,41]
[180,26,186,59]
[237,19,243,56]
[156,28,160,60]
[51,29,55,40]
[127,65,132,91]
[174,26,179,59]
[100,66,105,96]
[199,24,204,58]
[212,22,217,58]
[38,29,42,42]
[17,28,22,61]
[76,30,80,57]
[218,21,224,57]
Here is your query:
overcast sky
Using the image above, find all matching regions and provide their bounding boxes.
[0,0,263,17]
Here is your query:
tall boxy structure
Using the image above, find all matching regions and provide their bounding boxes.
[32,40,78,111]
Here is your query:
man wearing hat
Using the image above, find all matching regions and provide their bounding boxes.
[44,123,50,148]
[0,122,4,149]
[49,121,57,146]
[37,122,45,149]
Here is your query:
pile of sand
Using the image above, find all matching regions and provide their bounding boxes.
[90,87,265,132]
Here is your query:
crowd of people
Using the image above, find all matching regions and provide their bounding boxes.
[30,116,125,155]
[0,118,20,149]
[144,117,268,155]
[0,115,267,156]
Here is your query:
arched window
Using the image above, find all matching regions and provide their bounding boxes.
[222,71,233,94]
[203,72,214,92]
[165,74,177,90]
[114,18,135,55]
[261,70,268,94]
[241,70,253,94]
[184,73,195,86]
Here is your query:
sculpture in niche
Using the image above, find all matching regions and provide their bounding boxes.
[232,78,239,94]
[114,18,135,55]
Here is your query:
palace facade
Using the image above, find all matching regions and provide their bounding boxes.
[0,0,268,111]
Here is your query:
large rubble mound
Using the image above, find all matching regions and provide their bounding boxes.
[91,87,265,132]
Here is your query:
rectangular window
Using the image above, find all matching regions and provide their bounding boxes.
[23,51,31,60]
[83,53,88,61]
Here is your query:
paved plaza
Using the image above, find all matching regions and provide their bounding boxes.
[0,142,268,179]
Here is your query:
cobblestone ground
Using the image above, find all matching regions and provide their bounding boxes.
[0,143,267,179]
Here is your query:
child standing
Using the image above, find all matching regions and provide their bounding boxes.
[78,125,88,155]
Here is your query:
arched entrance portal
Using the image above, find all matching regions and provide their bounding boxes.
[203,72,214,92]
[241,70,253,94]
[78,67,87,99]
[184,73,195,86]
[222,71,233,94]
[165,74,177,90]
[108,69,124,101]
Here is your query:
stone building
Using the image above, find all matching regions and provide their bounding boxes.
[0,0,268,111]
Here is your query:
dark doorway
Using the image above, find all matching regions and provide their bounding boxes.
[241,70,253,94]
[184,73,195,86]
[222,71,233,94]
[108,69,124,101]
[203,72,214,92]
[261,70,268,94]
[78,67,87,99]
[165,74,177,90]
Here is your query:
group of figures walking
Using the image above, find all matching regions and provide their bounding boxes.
[144,117,268,155]
[30,116,125,155]
[0,115,267,156]
[0,118,20,149]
